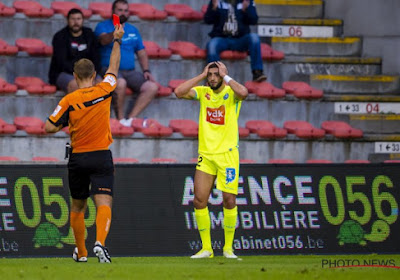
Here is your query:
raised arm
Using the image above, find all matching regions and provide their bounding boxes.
[216,61,248,100]
[174,63,213,99]
[105,25,124,76]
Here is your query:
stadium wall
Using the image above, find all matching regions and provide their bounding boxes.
[0,163,399,257]
[324,0,400,74]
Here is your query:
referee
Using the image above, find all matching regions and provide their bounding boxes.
[45,24,124,263]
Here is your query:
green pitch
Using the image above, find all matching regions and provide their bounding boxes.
[1,255,399,280]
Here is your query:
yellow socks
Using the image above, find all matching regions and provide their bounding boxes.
[194,207,212,251]
[70,211,87,258]
[96,205,112,246]
[223,206,237,251]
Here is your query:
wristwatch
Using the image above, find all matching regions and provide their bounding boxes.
[113,38,122,45]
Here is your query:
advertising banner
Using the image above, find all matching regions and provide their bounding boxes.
[0,164,399,257]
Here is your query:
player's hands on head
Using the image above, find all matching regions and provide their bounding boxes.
[113,24,124,40]
[202,62,214,79]
[215,61,228,78]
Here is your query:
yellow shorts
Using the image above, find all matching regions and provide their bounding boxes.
[196,148,239,195]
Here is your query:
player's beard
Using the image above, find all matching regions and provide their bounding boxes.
[209,80,223,90]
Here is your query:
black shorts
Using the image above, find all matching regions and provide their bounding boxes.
[68,150,114,199]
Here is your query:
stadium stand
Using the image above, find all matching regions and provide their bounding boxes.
[13,1,53,17]
[31,156,59,162]
[0,156,20,161]
[0,2,15,17]
[0,118,17,134]
[306,159,333,164]
[131,118,173,137]
[169,119,198,137]
[283,120,325,139]
[282,81,323,99]
[151,158,178,163]
[113,157,139,163]
[0,39,18,55]
[0,78,17,94]
[88,2,112,19]
[321,121,363,139]
[15,38,52,56]
[110,118,134,137]
[344,159,371,164]
[246,120,287,139]
[14,77,56,95]
[163,4,203,21]
[168,41,206,59]
[51,1,92,18]
[143,41,172,59]
[129,3,168,20]
[244,81,286,99]
[268,159,295,164]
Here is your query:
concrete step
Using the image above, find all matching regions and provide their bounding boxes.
[1,54,382,92]
[255,0,323,18]
[0,132,379,163]
[336,114,400,134]
[271,37,362,56]
[310,74,400,94]
[369,153,400,162]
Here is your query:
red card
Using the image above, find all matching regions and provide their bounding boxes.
[112,14,120,26]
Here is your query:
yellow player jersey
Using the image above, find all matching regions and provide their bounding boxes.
[193,85,242,154]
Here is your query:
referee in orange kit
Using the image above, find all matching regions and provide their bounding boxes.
[45,24,124,263]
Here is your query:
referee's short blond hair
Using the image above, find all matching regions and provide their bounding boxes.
[74,58,95,80]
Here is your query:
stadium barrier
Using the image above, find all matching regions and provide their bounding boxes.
[0,163,399,257]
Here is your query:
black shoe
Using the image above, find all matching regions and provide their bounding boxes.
[93,241,111,263]
[252,70,267,82]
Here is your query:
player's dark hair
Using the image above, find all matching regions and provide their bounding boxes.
[67,8,83,19]
[74,59,95,80]
[112,0,128,13]
[209,63,218,69]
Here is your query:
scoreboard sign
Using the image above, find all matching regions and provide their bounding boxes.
[334,102,400,115]
[258,25,334,38]
[0,164,399,257]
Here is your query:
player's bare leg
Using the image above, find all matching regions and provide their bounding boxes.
[127,80,158,119]
[191,170,216,259]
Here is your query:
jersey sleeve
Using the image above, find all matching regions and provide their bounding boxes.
[94,20,110,37]
[48,97,70,127]
[97,73,117,93]
[193,86,204,101]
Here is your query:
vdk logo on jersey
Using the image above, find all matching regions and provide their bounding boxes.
[206,105,225,125]
[225,168,236,184]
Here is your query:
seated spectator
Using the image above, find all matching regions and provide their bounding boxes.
[204,0,267,82]
[49,8,101,94]
[95,0,158,126]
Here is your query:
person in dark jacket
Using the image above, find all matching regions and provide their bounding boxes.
[204,0,266,82]
[49,8,101,94]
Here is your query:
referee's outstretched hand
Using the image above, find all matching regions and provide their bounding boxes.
[113,24,124,40]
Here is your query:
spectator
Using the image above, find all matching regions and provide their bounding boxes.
[204,0,267,82]
[95,0,158,126]
[49,8,101,94]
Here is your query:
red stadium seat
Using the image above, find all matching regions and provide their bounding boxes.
[168,41,206,59]
[220,50,247,60]
[169,119,198,137]
[151,158,178,163]
[344,159,370,164]
[143,41,172,59]
[168,79,186,91]
[164,4,203,21]
[32,157,59,162]
[0,3,16,16]
[157,83,172,97]
[321,121,363,139]
[245,120,287,139]
[201,4,208,15]
[113,157,139,163]
[0,78,18,94]
[15,38,53,56]
[89,2,112,19]
[0,39,18,55]
[14,77,56,94]
[0,156,20,161]
[51,2,92,18]
[261,43,285,61]
[190,158,199,163]
[284,120,325,139]
[384,160,400,163]
[132,118,173,137]
[282,81,323,99]
[129,3,167,20]
[109,118,134,137]
[268,159,295,164]
[244,81,285,99]
[0,118,17,134]
[240,159,256,164]
[13,1,54,17]
[13,116,46,135]
[306,159,333,164]
[239,126,250,138]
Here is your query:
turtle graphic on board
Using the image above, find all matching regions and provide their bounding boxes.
[337,219,390,246]
[33,222,64,249]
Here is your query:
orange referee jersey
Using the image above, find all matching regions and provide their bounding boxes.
[48,74,117,153]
